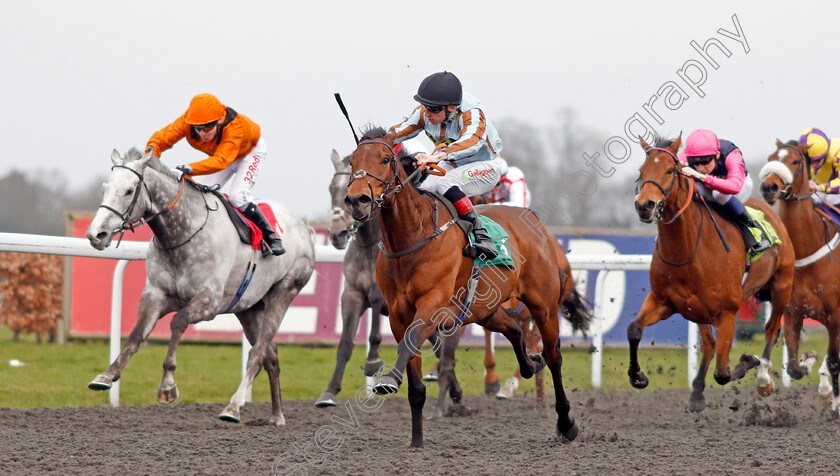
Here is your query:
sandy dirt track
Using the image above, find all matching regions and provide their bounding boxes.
[0,385,838,475]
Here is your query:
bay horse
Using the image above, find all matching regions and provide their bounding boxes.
[86,148,315,425]
[319,149,509,416]
[758,139,840,414]
[344,127,584,447]
[631,135,795,413]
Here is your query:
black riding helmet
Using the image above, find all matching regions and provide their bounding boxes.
[413,71,462,107]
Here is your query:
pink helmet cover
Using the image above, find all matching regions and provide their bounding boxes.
[685,129,720,157]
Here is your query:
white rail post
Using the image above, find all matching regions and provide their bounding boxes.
[109,259,130,407]
[242,333,252,402]
[590,270,607,388]
[687,322,698,388]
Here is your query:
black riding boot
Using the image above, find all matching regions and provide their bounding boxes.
[460,209,498,259]
[735,210,771,254]
[241,203,286,256]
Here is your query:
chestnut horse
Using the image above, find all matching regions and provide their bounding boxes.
[630,136,795,413]
[758,139,840,414]
[344,128,582,447]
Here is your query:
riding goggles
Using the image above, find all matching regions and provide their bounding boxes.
[423,104,445,114]
[193,121,218,132]
[687,155,714,167]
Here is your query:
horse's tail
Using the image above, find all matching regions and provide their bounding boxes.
[559,270,593,337]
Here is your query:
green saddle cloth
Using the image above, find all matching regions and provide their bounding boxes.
[469,215,516,268]
[746,207,782,260]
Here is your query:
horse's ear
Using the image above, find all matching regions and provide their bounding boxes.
[331,149,342,168]
[798,141,810,154]
[670,134,682,154]
[639,137,651,151]
[111,149,123,165]
[136,149,153,169]
[775,138,784,147]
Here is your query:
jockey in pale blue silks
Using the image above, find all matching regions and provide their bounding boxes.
[389,71,507,259]
[678,129,771,254]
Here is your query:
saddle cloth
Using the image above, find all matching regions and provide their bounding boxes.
[469,215,515,268]
[216,194,284,250]
[746,207,781,260]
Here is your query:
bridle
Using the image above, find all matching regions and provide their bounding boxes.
[347,138,455,258]
[99,164,208,250]
[639,147,694,225]
[330,170,359,237]
[347,139,426,211]
[773,144,812,202]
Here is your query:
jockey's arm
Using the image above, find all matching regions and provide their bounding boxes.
[147,115,189,157]
[498,180,528,207]
[702,150,745,195]
[389,106,426,145]
[440,107,486,162]
[188,124,245,175]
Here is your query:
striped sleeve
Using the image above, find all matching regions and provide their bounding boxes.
[444,108,486,161]
[389,106,426,144]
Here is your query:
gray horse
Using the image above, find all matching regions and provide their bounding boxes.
[86,148,315,425]
[316,149,471,417]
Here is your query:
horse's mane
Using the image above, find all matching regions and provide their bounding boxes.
[652,134,677,149]
[125,146,180,180]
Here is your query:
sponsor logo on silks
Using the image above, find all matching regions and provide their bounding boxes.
[462,167,494,180]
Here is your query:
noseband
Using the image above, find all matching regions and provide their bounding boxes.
[773,144,812,202]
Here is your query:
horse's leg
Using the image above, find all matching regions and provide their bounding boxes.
[423,332,442,382]
[406,355,426,448]
[364,291,385,376]
[222,283,300,425]
[627,294,675,389]
[528,300,577,441]
[483,329,500,395]
[158,290,217,404]
[783,311,813,380]
[481,308,544,379]
[826,319,840,414]
[526,318,546,409]
[432,329,462,419]
[753,272,795,396]
[687,324,715,413]
[315,289,366,407]
[89,288,170,391]
[711,312,762,387]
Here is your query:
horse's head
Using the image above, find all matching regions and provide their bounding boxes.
[87,147,154,250]
[635,135,683,223]
[328,149,354,249]
[758,139,809,204]
[344,127,401,223]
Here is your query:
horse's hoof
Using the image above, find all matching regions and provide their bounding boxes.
[88,375,113,391]
[269,414,286,426]
[818,393,832,405]
[739,353,761,369]
[157,385,179,404]
[496,377,519,400]
[422,368,439,382]
[314,392,338,408]
[686,398,706,413]
[559,419,579,442]
[757,380,774,397]
[218,405,241,423]
[484,379,501,395]
[363,358,384,377]
[373,375,399,395]
[528,353,547,375]
[629,371,649,389]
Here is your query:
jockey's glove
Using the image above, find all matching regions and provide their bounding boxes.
[176,164,193,176]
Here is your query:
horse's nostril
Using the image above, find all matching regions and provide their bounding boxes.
[357,195,371,206]
[96,231,107,241]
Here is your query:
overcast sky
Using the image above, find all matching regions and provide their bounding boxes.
[2,1,837,221]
